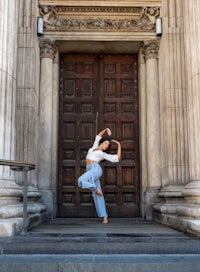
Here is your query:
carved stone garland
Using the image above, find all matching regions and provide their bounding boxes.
[39,5,160,32]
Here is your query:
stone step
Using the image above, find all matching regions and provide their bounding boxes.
[0,219,199,271]
[0,232,200,255]
[0,254,199,272]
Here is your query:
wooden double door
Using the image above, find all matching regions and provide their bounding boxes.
[58,53,139,217]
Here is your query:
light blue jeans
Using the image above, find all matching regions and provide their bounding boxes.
[78,162,108,218]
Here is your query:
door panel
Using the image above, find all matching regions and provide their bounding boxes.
[99,55,139,217]
[58,54,139,217]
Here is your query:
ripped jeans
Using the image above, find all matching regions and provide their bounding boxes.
[78,162,107,218]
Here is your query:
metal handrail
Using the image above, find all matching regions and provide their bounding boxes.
[0,159,36,235]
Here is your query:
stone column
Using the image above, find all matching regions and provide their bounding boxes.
[138,48,148,218]
[177,0,200,220]
[153,0,188,218]
[159,0,188,187]
[143,40,161,219]
[52,51,59,218]
[0,0,18,180]
[38,39,57,218]
[0,0,24,235]
[15,0,40,187]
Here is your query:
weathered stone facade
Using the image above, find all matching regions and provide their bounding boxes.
[0,0,200,236]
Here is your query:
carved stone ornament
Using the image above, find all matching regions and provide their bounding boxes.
[39,5,160,32]
[40,39,57,59]
[142,40,160,60]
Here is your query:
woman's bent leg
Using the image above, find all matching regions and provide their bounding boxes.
[78,163,108,220]
[78,162,102,190]
[78,169,95,190]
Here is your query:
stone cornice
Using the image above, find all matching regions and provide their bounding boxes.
[55,6,141,14]
[39,1,161,7]
[39,5,160,32]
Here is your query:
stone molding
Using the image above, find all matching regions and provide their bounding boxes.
[39,5,160,32]
[55,6,141,13]
[142,40,160,60]
[40,39,57,59]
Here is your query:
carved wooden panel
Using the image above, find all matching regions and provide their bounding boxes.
[99,54,139,217]
[58,54,139,217]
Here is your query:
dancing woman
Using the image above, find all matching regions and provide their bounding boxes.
[78,128,121,224]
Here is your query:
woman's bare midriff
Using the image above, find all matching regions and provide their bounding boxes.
[86,159,97,165]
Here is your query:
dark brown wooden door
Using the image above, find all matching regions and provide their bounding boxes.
[58,54,139,217]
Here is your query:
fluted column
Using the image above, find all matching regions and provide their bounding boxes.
[183,1,200,181]
[15,0,40,187]
[143,40,161,219]
[160,0,188,187]
[153,0,188,217]
[0,0,23,205]
[38,39,57,218]
[177,0,200,215]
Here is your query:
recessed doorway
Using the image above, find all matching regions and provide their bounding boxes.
[58,53,139,217]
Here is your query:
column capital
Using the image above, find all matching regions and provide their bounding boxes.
[39,39,57,60]
[142,40,160,60]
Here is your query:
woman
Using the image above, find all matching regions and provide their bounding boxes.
[78,128,121,224]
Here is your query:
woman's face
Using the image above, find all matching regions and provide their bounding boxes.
[100,140,110,151]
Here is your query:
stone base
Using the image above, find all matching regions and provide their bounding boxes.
[153,203,181,214]
[0,205,46,237]
[0,212,47,237]
[0,203,46,218]
[28,211,47,230]
[153,211,200,237]
[176,204,200,218]
[144,187,160,220]
[0,218,23,237]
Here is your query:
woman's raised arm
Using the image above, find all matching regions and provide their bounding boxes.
[111,140,121,160]
[98,128,112,137]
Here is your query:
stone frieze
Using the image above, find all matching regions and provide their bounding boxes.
[39,5,160,32]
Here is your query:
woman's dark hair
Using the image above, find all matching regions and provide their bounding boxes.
[99,137,111,145]
[99,137,111,152]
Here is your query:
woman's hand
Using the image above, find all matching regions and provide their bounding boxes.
[106,128,112,136]
[98,128,112,137]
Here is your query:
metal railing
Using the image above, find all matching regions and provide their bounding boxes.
[0,159,36,235]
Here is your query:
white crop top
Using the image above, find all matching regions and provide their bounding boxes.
[86,135,119,163]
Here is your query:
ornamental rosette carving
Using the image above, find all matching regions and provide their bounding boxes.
[39,5,160,32]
